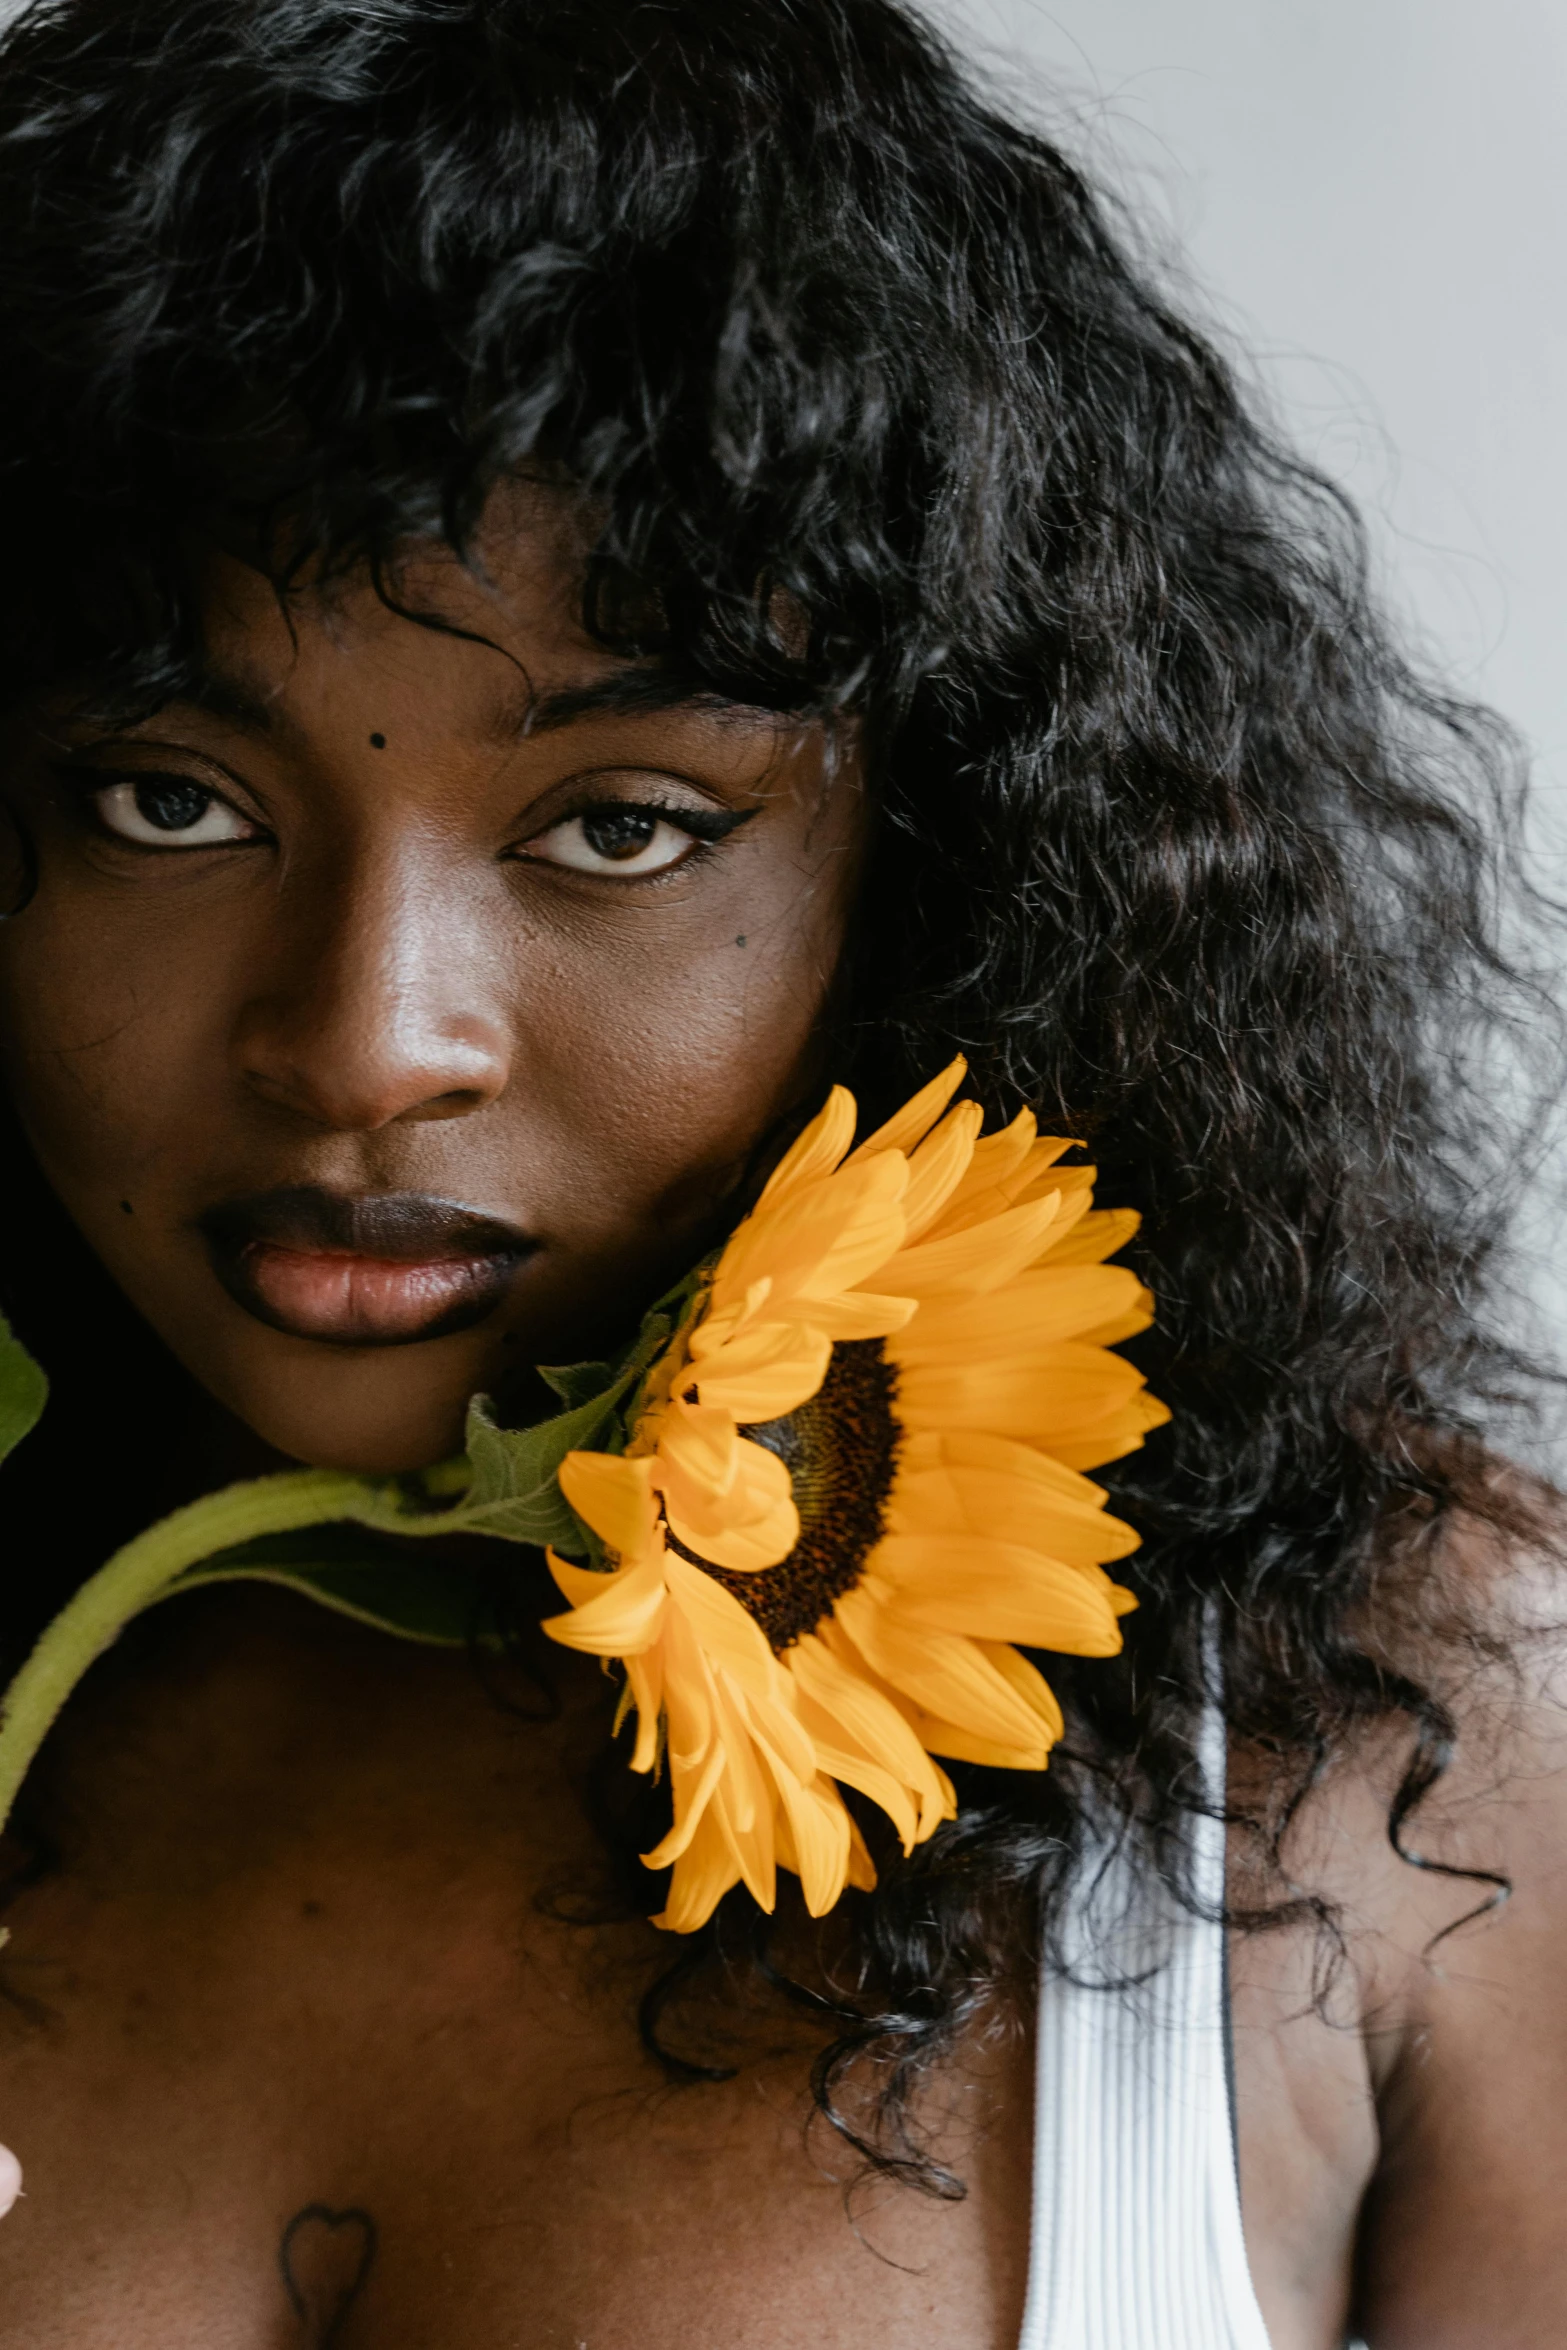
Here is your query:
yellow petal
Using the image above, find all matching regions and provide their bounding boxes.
[657,1396,742,1501]
[743,1674,822,1791]
[1018,1161,1095,1210]
[788,1699,918,1849]
[688,1318,832,1421]
[791,1163,911,1301]
[557,1449,659,1557]
[1070,1295,1156,1348]
[1034,1204,1140,1267]
[913,1110,1039,1236]
[720,1151,908,1307]
[979,1636,1066,1741]
[765,1785,841,1917]
[902,1715,1055,1771]
[870,1534,1125,1654]
[1045,1390,1170,1470]
[790,1289,919,1343]
[835,1586,1059,1751]
[785,1790,852,1920]
[787,1631,955,1844]
[621,1646,664,1773]
[757,1087,857,1205]
[886,1457,1142,1566]
[900,1424,1111,1507]
[899,1638,1065,1764]
[542,1544,668,1656]
[653,1804,741,1931]
[643,1616,723,1867]
[665,1554,784,1697]
[888,1266,1149,1360]
[703,1680,777,1904]
[813,1614,978,1792]
[846,1057,968,1163]
[660,1424,795,1540]
[882,1191,1067,1299]
[899,1101,984,1241]
[687,1275,774,1359]
[1016,1137,1080,1187]
[845,1812,878,1891]
[547,1551,627,1611]
[751,1730,850,1917]
[663,1513,799,1578]
[895,1344,1145,1441]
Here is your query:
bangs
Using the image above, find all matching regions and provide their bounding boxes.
[0,0,1019,717]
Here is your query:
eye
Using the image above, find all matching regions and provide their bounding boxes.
[523,804,704,878]
[91,776,257,850]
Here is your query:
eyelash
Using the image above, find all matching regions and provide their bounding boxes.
[53,770,752,875]
[54,766,263,853]
[512,796,753,877]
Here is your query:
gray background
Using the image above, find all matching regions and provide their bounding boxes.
[923,0,1567,1400]
[922,0,1567,831]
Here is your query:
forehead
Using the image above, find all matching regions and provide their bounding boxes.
[199,486,619,721]
[185,483,790,758]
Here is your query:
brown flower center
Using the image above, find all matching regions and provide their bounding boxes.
[672,1338,901,1653]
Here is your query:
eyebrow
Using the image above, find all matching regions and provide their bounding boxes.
[181,664,285,733]
[504,670,783,739]
[160,658,783,745]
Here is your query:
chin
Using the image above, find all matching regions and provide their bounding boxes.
[212,1345,482,1476]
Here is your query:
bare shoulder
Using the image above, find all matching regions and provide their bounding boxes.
[1234,1496,1567,2350]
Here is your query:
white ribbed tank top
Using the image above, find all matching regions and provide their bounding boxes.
[1017,1697,1273,2350]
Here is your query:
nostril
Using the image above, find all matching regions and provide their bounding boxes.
[397,1088,494,1124]
[238,1059,504,1132]
[233,958,511,1131]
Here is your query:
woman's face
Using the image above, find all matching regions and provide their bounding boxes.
[0,501,865,1471]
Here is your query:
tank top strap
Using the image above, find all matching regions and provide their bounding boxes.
[1017,1695,1273,2350]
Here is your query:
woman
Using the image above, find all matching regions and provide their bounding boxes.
[0,0,1558,2342]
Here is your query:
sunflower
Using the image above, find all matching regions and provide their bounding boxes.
[542,1060,1166,1933]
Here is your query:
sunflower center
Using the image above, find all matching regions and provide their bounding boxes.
[678,1338,901,1653]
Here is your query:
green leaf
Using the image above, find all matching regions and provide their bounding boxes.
[0,1247,714,1852]
[442,1303,683,1553]
[167,1525,484,1646]
[536,1359,618,1412]
[452,1387,618,1550]
[0,1314,47,1466]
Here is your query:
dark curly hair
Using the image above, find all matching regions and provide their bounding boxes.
[0,0,1558,2195]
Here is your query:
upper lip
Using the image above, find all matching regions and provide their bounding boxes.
[198,1186,536,1346]
[199,1186,532,1264]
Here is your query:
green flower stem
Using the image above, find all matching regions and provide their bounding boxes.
[0,1289,687,1837]
[0,1467,400,1835]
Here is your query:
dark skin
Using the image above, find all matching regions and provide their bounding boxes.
[0,496,1563,2346]
[0,494,861,1471]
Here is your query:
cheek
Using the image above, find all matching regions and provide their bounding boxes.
[0,790,859,1301]
[506,861,846,1235]
[0,893,226,1196]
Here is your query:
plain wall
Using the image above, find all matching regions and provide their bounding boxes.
[922,0,1567,1393]
[921,0,1567,827]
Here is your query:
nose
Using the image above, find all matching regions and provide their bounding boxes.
[232,841,511,1132]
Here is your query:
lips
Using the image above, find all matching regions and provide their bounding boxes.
[200,1187,534,1347]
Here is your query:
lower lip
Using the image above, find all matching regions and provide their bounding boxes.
[233,1243,521,1346]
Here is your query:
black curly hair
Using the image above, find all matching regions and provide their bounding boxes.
[0,0,1558,2195]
